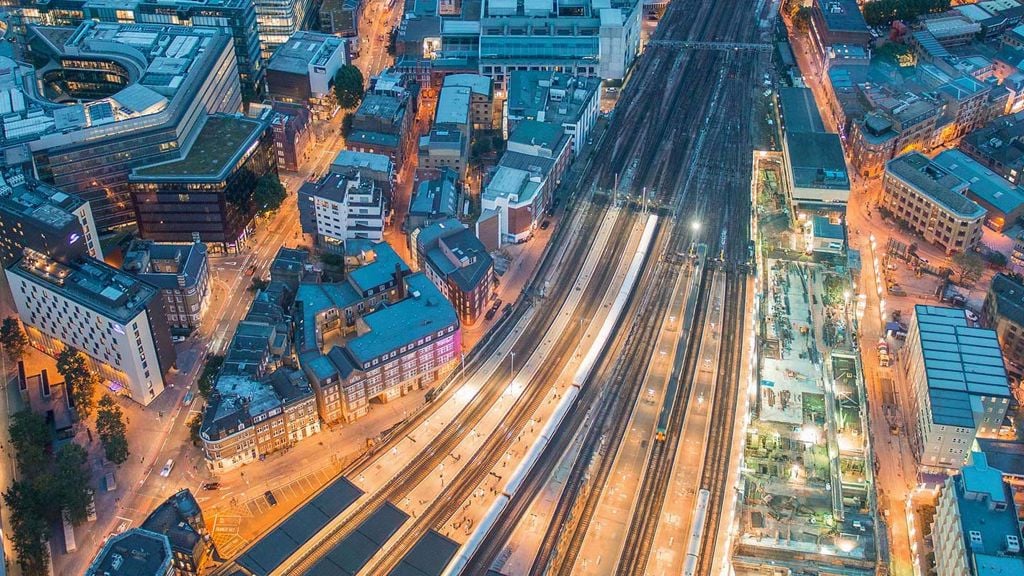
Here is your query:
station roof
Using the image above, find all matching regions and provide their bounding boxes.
[389,530,460,576]
[912,305,1010,428]
[306,502,408,575]
[236,477,364,575]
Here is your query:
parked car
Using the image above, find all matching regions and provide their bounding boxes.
[264,490,278,506]
[202,482,221,491]
[540,220,551,230]
[160,459,174,477]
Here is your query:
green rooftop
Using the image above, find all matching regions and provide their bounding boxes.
[134,115,261,179]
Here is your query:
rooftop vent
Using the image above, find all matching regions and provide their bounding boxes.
[1007,534,1021,553]
[969,530,984,552]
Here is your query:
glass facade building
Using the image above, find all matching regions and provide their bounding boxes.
[128,113,278,251]
[10,22,242,230]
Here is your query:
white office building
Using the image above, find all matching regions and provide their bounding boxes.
[905,306,1011,472]
[6,250,177,405]
[298,171,386,250]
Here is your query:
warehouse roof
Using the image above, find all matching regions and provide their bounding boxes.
[932,149,1024,216]
[912,305,1010,428]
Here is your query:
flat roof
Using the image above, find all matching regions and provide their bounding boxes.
[483,164,542,204]
[236,476,364,575]
[86,529,172,576]
[389,530,460,576]
[886,153,985,219]
[952,458,1024,569]
[778,87,826,134]
[306,502,408,575]
[509,120,565,150]
[812,215,844,240]
[332,150,394,174]
[267,31,343,75]
[435,86,471,126]
[786,131,850,190]
[8,249,159,324]
[442,73,491,97]
[913,305,1009,428]
[817,0,869,33]
[932,149,1024,216]
[5,22,229,147]
[0,176,84,230]
[410,170,458,217]
[345,274,458,363]
[132,115,264,179]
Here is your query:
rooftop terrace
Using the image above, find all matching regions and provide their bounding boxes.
[132,115,263,179]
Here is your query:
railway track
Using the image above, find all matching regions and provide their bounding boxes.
[447,0,765,573]
[285,208,639,574]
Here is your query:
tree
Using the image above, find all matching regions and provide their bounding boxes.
[952,251,985,285]
[985,250,1008,268]
[56,347,98,420]
[53,444,91,524]
[0,316,29,361]
[333,64,365,109]
[253,173,287,213]
[862,0,951,27]
[4,481,51,575]
[96,395,129,465]
[197,354,225,398]
[187,413,203,446]
[8,410,53,474]
[792,6,812,30]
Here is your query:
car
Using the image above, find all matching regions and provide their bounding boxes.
[965,310,979,322]
[202,482,221,491]
[172,335,186,343]
[540,220,550,230]
[264,490,278,506]
[484,309,497,321]
[160,459,174,477]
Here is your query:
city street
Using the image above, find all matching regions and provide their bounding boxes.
[782,15,919,576]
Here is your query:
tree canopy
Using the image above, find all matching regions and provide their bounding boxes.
[56,347,98,420]
[0,316,29,361]
[253,173,287,213]
[862,0,951,27]
[4,411,93,574]
[333,64,365,109]
[96,395,129,465]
